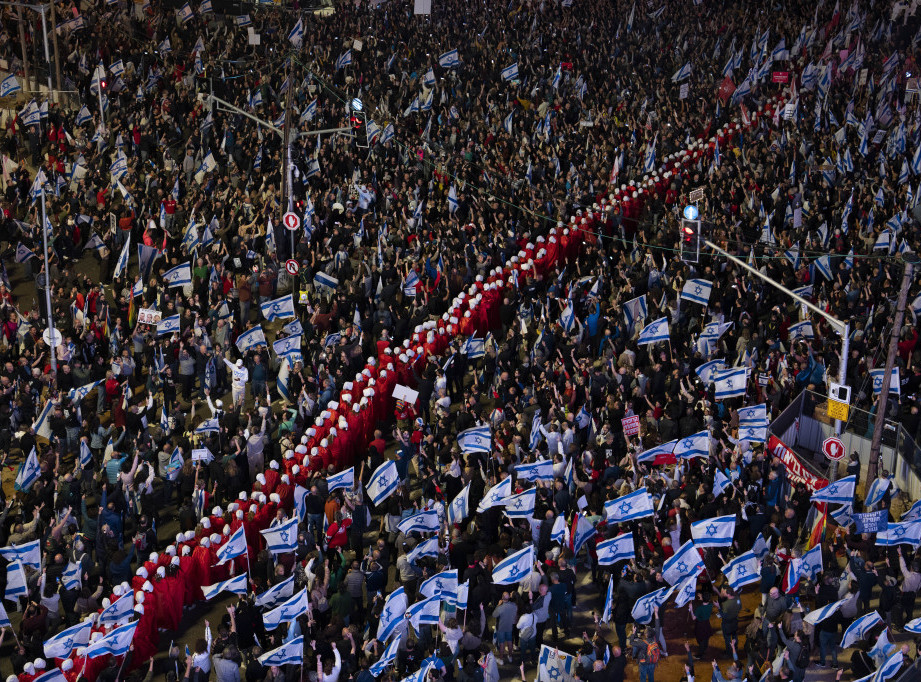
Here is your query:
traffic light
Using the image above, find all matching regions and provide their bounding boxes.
[680,218,700,263]
[350,98,368,148]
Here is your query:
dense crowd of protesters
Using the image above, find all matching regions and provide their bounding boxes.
[0,0,919,680]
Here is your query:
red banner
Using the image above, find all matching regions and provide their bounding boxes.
[772,71,790,83]
[767,435,829,492]
[717,76,736,104]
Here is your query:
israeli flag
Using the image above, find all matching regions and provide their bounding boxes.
[904,500,921,523]
[515,459,554,482]
[177,2,194,22]
[336,50,352,70]
[492,545,535,584]
[680,279,712,305]
[261,294,296,321]
[369,633,402,676]
[327,467,354,492]
[462,337,485,359]
[75,106,92,126]
[841,611,883,649]
[0,540,40,569]
[804,597,848,626]
[273,334,302,357]
[877,521,921,547]
[631,585,674,624]
[398,509,440,534]
[200,0,212,12]
[501,63,519,81]
[406,595,442,631]
[0,74,21,97]
[458,425,491,453]
[236,325,267,352]
[529,412,543,451]
[254,574,295,608]
[438,49,460,68]
[673,571,699,609]
[636,317,669,345]
[162,262,192,288]
[799,544,823,581]
[713,368,748,399]
[690,515,736,547]
[696,359,725,385]
[503,111,514,135]
[259,636,304,667]
[787,321,814,340]
[866,478,894,509]
[738,404,768,427]
[367,460,400,506]
[15,447,40,492]
[62,561,82,590]
[314,271,339,291]
[263,588,309,630]
[202,573,248,601]
[4,560,26,600]
[287,18,304,47]
[596,533,635,565]
[604,488,653,522]
[642,135,657,173]
[158,37,171,54]
[260,517,298,555]
[477,476,512,513]
[69,379,103,403]
[636,439,677,464]
[98,592,136,626]
[560,303,575,332]
[871,367,900,395]
[215,525,248,565]
[721,550,760,590]
[112,235,131,279]
[420,569,459,603]
[43,618,92,659]
[810,475,856,503]
[377,587,409,641]
[84,621,139,658]
[502,488,536,519]
[157,314,181,336]
[447,483,471,525]
[195,418,219,434]
[713,469,731,497]
[663,539,705,585]
[671,62,692,82]
[673,430,710,459]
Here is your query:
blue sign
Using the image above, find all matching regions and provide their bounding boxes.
[855,510,888,533]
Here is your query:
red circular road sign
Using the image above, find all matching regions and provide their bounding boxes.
[283,211,300,231]
[285,259,299,275]
[822,436,845,461]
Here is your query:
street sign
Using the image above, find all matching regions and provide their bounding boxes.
[688,187,705,203]
[822,436,846,461]
[285,259,299,275]
[828,382,851,422]
[282,211,300,231]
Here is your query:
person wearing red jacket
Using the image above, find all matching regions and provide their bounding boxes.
[190,538,213,601]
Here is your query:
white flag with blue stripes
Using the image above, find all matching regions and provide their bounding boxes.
[673,430,710,459]
[214,525,248,564]
[263,588,309,630]
[259,636,304,667]
[604,488,653,522]
[261,294,296,321]
[804,597,848,625]
[260,517,298,555]
[636,439,678,463]
[810,474,856,503]
[406,596,442,632]
[327,467,354,492]
[457,425,491,453]
[421,569,459,603]
[671,62,692,82]
[623,294,647,330]
[162,262,192,288]
[463,337,485,359]
[336,50,352,70]
[236,325,267,352]
[367,460,400,506]
[15,447,39,492]
[447,483,470,525]
[157,314,181,336]
[637,317,669,345]
[398,509,440,534]
[866,477,894,509]
[84,621,138,658]
[97,591,135,625]
[690,515,736,547]
[477,476,512,513]
[62,561,82,591]
[713,469,731,497]
[721,550,760,590]
[43,618,92,659]
[314,271,338,291]
[492,545,535,584]
[202,573,248,601]
[631,585,674,624]
[787,320,814,340]
[254,574,294,608]
[713,368,748,399]
[273,334,302,357]
[871,367,900,395]
[696,359,725,385]
[0,74,21,97]
[369,633,401,676]
[195,418,219,434]
[515,459,554,482]
[842,611,883,649]
[377,587,409,641]
[69,379,103,402]
[529,411,543,450]
[287,18,304,47]
[502,488,536,519]
[0,539,40,568]
[680,279,712,305]
[596,533,635,565]
[662,539,705,585]
[438,49,460,68]
[501,63,519,81]
[738,404,768,427]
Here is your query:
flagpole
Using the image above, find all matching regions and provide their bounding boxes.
[39,188,57,384]
[115,652,128,680]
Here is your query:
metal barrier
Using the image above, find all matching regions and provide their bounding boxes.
[767,389,921,500]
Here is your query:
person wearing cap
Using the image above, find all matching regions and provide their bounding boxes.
[222,355,250,408]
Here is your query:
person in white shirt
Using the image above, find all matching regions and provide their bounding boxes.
[223,358,249,407]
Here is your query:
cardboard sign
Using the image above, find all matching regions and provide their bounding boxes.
[767,435,829,492]
[622,415,640,436]
[392,383,419,405]
[137,308,162,325]
[854,510,888,533]
[191,447,213,462]
[679,83,689,100]
[771,71,790,83]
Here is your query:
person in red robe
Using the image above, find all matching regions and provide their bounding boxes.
[190,538,213,602]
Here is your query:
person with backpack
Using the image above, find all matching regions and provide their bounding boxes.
[515,602,538,665]
[630,626,661,682]
[772,622,809,682]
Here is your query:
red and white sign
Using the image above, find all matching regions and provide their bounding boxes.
[285,259,299,275]
[822,436,846,461]
[622,415,640,437]
[282,211,300,231]
[771,71,790,84]
[768,435,829,492]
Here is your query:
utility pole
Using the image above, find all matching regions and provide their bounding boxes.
[49,0,61,100]
[281,56,295,258]
[867,252,919,489]
[17,6,31,93]
[38,5,52,98]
